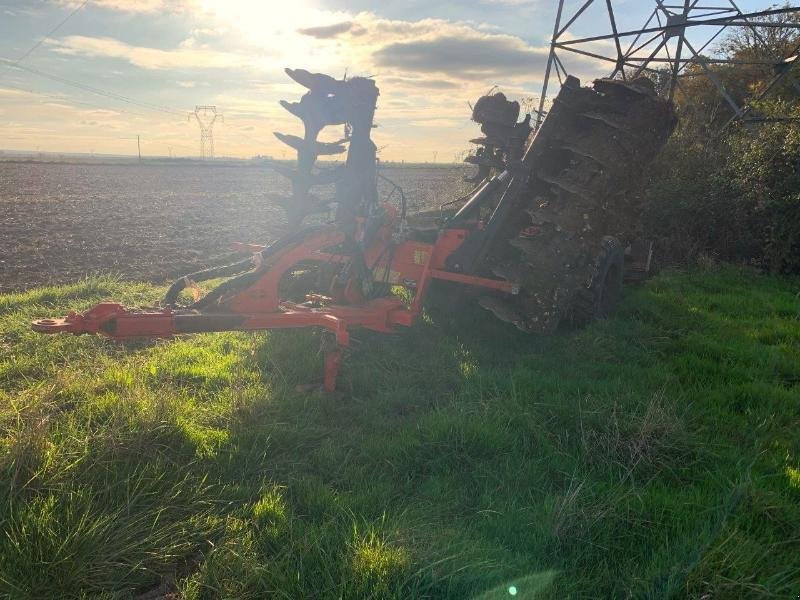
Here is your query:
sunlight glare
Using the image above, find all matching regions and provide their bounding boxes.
[194,0,354,71]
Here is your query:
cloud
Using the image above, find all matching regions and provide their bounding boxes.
[180,26,230,49]
[381,76,462,90]
[374,35,548,78]
[58,0,172,13]
[48,35,248,70]
[93,0,166,11]
[16,6,611,160]
[480,0,538,5]
[0,87,36,98]
[297,21,355,39]
[292,13,599,83]
[406,117,465,128]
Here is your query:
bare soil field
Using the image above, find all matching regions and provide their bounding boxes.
[0,160,470,293]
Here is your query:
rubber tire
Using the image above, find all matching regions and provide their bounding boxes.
[569,236,624,326]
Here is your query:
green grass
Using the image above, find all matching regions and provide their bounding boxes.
[1,267,799,599]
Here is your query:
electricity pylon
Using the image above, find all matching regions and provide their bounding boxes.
[191,105,222,159]
[537,2,800,130]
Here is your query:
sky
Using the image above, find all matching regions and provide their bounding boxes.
[0,0,774,161]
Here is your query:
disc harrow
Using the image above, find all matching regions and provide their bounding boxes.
[478,76,676,333]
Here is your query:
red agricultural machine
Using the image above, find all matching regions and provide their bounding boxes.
[32,68,676,391]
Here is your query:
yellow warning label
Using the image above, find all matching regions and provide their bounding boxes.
[413,250,429,265]
[373,267,401,284]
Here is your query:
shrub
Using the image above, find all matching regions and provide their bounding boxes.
[641,103,800,274]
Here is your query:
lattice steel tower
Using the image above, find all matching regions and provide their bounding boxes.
[192,105,223,159]
[538,2,800,129]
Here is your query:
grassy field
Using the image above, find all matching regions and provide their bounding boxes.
[0,266,798,599]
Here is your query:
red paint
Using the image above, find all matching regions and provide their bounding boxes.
[32,213,520,390]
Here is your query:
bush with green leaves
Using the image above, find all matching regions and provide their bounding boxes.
[641,102,800,274]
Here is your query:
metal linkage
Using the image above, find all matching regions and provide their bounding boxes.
[538,1,800,130]
[31,219,517,392]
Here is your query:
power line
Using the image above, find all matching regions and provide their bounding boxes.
[0,1,185,121]
[5,77,275,156]
[2,75,219,156]
[0,59,185,117]
[3,132,198,157]
[0,81,148,117]
[222,129,273,149]
[0,0,276,157]
[4,0,90,69]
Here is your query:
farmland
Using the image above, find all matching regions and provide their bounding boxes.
[0,160,471,293]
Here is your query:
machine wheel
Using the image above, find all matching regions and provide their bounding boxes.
[568,236,624,326]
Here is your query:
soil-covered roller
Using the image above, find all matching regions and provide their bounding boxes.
[479,76,677,333]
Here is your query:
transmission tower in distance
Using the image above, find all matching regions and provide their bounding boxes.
[191,105,223,159]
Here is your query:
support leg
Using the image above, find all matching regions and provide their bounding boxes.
[323,347,343,393]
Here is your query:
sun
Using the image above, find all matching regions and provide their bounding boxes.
[193,0,351,48]
[189,0,357,75]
